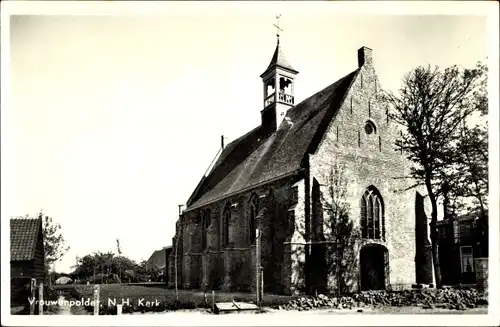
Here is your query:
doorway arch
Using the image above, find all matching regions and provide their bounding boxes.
[360,244,389,291]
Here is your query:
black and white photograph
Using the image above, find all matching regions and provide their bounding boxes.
[1,1,499,326]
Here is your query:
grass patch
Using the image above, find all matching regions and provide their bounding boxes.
[57,284,292,314]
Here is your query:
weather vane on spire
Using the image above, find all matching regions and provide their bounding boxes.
[273,14,283,42]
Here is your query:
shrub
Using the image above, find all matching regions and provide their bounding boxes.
[68,286,84,300]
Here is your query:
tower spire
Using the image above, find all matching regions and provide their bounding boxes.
[260,14,298,133]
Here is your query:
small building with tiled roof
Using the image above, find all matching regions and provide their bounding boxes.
[168,34,432,295]
[146,246,172,281]
[10,217,45,306]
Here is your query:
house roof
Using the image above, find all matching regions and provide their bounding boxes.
[261,38,298,76]
[437,208,488,226]
[10,217,42,261]
[55,276,73,285]
[145,247,171,269]
[186,68,359,211]
[459,208,488,221]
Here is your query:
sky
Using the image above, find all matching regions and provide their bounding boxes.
[2,2,494,273]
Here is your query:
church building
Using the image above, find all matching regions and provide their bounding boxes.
[168,33,434,295]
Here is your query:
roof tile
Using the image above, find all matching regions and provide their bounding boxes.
[10,218,41,261]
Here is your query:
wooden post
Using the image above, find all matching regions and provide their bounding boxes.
[212,291,215,312]
[93,285,100,315]
[260,267,264,303]
[38,282,44,315]
[30,278,36,315]
[175,204,184,302]
[174,234,180,301]
[255,228,261,308]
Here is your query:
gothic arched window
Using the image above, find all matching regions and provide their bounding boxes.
[249,195,259,245]
[223,203,231,248]
[360,187,385,240]
[202,209,211,250]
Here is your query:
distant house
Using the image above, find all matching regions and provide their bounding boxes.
[146,246,172,281]
[437,209,488,285]
[10,217,45,306]
[55,276,73,285]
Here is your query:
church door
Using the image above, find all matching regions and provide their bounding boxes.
[360,244,388,291]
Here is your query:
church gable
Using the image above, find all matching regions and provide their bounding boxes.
[312,47,403,160]
[306,47,421,290]
[308,48,413,205]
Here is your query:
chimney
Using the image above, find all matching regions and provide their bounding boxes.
[221,135,225,150]
[178,204,185,216]
[358,46,373,67]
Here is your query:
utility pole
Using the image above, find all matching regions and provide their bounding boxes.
[116,239,122,283]
[255,228,262,308]
[175,204,184,301]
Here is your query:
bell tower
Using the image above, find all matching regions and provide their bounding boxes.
[260,16,298,133]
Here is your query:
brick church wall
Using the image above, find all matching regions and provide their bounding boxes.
[180,211,202,289]
[308,48,421,291]
[168,219,183,288]
[172,174,305,294]
[282,179,308,295]
[415,192,434,285]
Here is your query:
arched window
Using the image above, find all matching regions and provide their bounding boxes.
[249,195,259,245]
[279,76,292,95]
[223,203,231,248]
[360,187,385,240]
[266,78,275,97]
[361,196,367,238]
[202,209,211,250]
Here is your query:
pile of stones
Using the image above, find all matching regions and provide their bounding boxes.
[274,288,488,311]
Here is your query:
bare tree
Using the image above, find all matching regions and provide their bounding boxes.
[454,108,488,217]
[452,75,488,257]
[384,63,486,288]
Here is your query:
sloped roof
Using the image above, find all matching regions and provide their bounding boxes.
[146,247,171,269]
[55,276,73,285]
[261,39,298,76]
[458,208,488,221]
[186,69,359,211]
[437,208,488,226]
[10,217,42,261]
